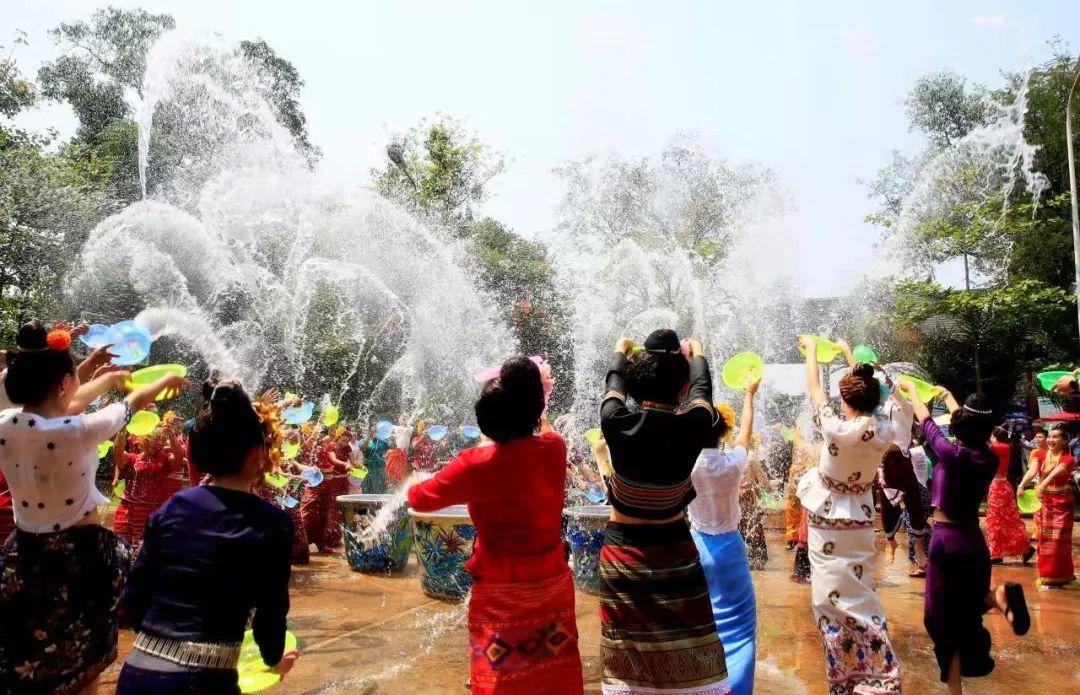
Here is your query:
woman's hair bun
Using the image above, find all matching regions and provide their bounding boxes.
[15,321,48,351]
[851,363,875,379]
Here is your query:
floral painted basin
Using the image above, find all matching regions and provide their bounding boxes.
[409,505,475,601]
[564,505,611,594]
[337,494,413,574]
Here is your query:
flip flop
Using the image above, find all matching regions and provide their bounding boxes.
[1003,582,1030,636]
[909,567,927,578]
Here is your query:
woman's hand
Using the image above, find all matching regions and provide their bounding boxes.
[615,337,634,356]
[108,370,133,393]
[269,650,300,680]
[797,335,816,359]
[835,339,856,368]
[746,379,761,397]
[687,339,704,358]
[897,379,918,400]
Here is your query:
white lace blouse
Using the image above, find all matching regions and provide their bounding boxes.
[687,445,749,535]
[0,402,130,533]
[796,403,894,522]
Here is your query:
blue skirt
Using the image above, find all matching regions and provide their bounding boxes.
[692,529,757,695]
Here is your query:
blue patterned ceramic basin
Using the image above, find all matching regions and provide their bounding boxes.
[337,494,413,574]
[409,505,475,601]
[564,505,611,594]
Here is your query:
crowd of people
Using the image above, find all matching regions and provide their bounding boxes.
[0,320,1075,694]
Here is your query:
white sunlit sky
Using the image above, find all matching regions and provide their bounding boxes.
[4,1,1080,297]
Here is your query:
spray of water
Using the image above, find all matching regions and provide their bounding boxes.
[68,33,513,422]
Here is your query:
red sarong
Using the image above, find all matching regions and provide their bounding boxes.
[985,477,1030,558]
[301,475,349,552]
[468,571,582,694]
[1035,491,1075,583]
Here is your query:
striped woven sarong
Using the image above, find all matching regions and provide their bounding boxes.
[598,520,731,695]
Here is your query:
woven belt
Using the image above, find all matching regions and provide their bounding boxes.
[819,472,874,495]
[133,632,242,670]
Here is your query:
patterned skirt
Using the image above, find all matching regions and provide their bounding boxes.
[0,525,131,694]
[1035,491,1075,584]
[468,570,582,694]
[806,514,901,694]
[598,520,731,695]
[985,477,1031,559]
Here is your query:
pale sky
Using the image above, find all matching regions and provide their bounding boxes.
[4,0,1080,296]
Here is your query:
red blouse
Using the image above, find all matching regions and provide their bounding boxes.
[991,443,1011,477]
[407,431,568,583]
[1033,449,1076,493]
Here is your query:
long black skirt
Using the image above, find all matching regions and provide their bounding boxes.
[0,525,131,694]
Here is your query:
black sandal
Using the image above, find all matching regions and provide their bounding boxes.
[1003,582,1030,636]
[1022,546,1036,565]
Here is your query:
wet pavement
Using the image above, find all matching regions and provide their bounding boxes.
[99,518,1080,694]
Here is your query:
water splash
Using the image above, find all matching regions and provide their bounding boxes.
[68,33,513,421]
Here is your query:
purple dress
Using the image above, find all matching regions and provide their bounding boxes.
[920,419,997,683]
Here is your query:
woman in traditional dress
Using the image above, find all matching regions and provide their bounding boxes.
[408,357,582,694]
[986,428,1035,564]
[112,413,187,551]
[688,380,760,695]
[359,424,391,494]
[116,379,299,693]
[784,430,805,550]
[737,445,769,571]
[902,381,1030,693]
[836,342,929,576]
[789,428,817,583]
[301,428,351,553]
[0,322,186,694]
[1019,423,1076,586]
[901,438,932,567]
[795,336,901,695]
[597,330,730,695]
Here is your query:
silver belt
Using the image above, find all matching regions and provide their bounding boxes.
[133,632,242,670]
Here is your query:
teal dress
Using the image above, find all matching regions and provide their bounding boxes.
[363,439,391,494]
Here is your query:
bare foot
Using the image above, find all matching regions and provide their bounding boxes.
[885,539,897,564]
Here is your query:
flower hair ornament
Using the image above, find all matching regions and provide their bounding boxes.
[715,402,737,445]
[253,400,285,474]
[46,329,72,351]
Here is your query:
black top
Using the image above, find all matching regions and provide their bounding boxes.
[600,351,716,519]
[119,486,293,667]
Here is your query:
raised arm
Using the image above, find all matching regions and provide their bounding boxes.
[683,340,715,418]
[836,339,857,369]
[799,336,827,409]
[734,380,759,451]
[67,369,129,415]
[600,338,634,422]
[899,380,932,423]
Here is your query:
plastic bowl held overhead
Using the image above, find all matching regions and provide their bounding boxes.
[797,335,843,363]
[721,351,764,390]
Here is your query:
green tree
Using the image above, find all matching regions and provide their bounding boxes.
[36,6,318,205]
[1,44,110,341]
[865,45,1080,402]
